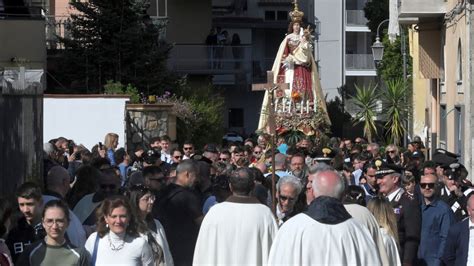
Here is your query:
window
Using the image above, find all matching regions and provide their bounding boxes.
[439,105,447,144]
[265,10,287,21]
[454,106,463,161]
[148,0,167,18]
[456,40,463,93]
[265,11,276,20]
[228,108,244,128]
[277,11,287,21]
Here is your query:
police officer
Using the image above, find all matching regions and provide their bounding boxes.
[433,149,471,222]
[375,159,421,266]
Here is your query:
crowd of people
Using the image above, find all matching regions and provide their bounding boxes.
[1,132,474,266]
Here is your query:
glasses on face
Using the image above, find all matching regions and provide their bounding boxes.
[141,195,156,202]
[219,157,228,161]
[279,195,295,202]
[174,156,182,159]
[100,184,117,190]
[183,147,193,151]
[420,183,436,189]
[43,218,66,228]
[387,150,396,154]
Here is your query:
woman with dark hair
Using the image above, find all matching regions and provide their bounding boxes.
[17,200,90,266]
[127,185,172,265]
[84,196,153,265]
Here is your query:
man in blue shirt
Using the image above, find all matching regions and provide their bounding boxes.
[418,173,455,266]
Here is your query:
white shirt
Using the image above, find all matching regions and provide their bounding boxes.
[387,187,403,202]
[467,219,474,265]
[85,232,154,266]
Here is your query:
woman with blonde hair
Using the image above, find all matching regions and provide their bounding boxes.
[104,133,119,166]
[367,197,402,266]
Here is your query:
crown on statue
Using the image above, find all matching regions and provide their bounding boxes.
[289,0,304,23]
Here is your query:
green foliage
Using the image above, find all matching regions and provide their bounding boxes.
[364,0,389,33]
[379,32,412,82]
[174,80,225,148]
[56,0,174,94]
[350,83,379,143]
[382,79,410,146]
[326,94,352,137]
[103,80,140,103]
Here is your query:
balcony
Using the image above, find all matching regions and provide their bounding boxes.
[346,10,368,26]
[168,44,254,84]
[398,0,446,19]
[346,54,375,70]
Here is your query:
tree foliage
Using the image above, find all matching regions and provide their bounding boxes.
[382,79,410,146]
[364,0,389,33]
[350,83,379,143]
[174,80,225,149]
[55,0,174,94]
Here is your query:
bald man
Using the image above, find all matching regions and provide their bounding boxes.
[269,166,381,264]
[418,174,455,265]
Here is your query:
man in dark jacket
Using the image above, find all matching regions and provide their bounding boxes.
[442,193,474,266]
[6,182,45,263]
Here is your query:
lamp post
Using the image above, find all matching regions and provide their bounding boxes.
[371,19,389,67]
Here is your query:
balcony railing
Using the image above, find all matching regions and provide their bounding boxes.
[398,0,446,18]
[168,44,255,83]
[346,10,368,26]
[346,54,375,70]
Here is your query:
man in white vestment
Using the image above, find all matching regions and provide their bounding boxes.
[193,167,278,265]
[268,167,381,265]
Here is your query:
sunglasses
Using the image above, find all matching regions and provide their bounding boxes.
[420,183,436,189]
[279,195,295,202]
[387,150,396,153]
[183,147,193,150]
[219,157,228,161]
[174,156,182,159]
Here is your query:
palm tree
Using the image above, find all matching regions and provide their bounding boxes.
[382,78,410,146]
[350,83,379,143]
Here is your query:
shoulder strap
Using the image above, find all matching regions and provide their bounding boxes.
[91,234,99,266]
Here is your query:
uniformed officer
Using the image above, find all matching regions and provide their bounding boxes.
[375,159,421,266]
[433,149,472,222]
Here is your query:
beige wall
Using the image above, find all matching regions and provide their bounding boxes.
[167,0,212,44]
[0,20,46,70]
[442,1,468,153]
[409,27,430,142]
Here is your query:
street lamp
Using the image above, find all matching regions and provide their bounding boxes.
[371,19,390,66]
[371,37,384,65]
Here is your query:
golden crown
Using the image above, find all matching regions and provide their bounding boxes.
[289,0,304,23]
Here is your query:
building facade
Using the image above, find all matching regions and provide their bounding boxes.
[400,0,473,173]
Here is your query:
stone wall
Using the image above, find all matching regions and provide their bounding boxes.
[126,103,176,152]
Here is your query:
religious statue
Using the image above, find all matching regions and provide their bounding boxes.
[257,1,330,136]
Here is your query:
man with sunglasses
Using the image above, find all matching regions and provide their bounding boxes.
[276,175,302,226]
[417,174,455,265]
[73,168,121,226]
[376,159,421,266]
[182,141,195,160]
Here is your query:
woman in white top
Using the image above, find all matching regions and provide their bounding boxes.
[367,196,402,266]
[85,196,153,266]
[127,185,173,266]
